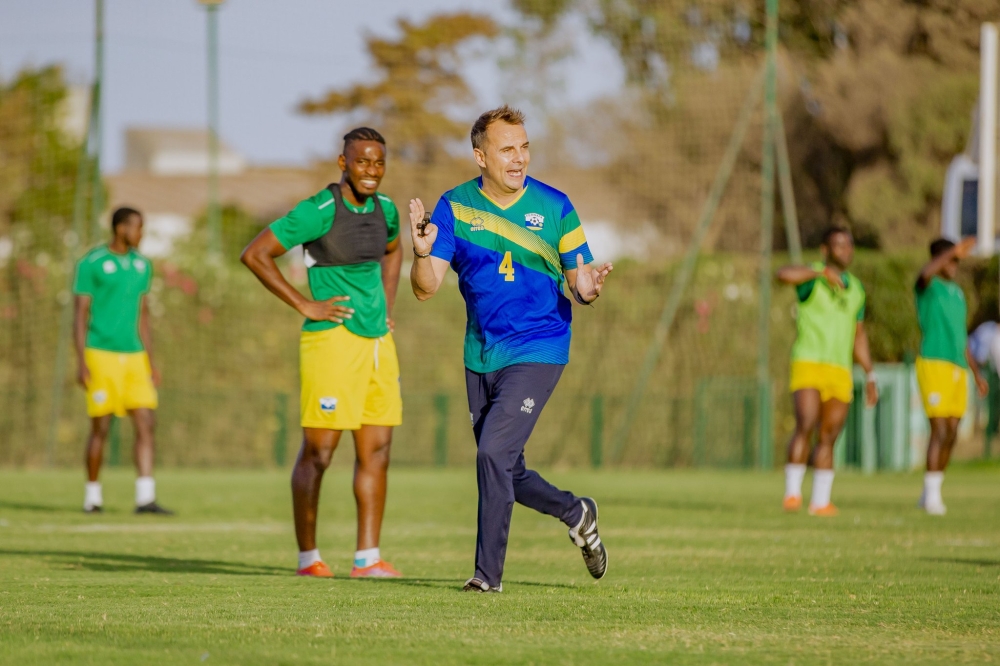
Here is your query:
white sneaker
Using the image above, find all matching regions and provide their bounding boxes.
[924,499,947,516]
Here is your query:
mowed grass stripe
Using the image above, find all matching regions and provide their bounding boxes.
[0,467,998,665]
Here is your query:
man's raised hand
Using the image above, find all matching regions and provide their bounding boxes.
[955,236,978,259]
[574,253,613,304]
[298,296,354,324]
[821,265,845,290]
[409,198,437,257]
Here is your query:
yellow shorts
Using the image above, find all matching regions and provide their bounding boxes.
[916,357,968,418]
[84,348,158,418]
[789,360,854,404]
[299,326,402,430]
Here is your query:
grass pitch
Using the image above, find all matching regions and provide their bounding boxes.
[0,466,998,665]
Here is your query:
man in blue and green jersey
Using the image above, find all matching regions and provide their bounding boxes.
[777,227,878,517]
[914,237,988,515]
[242,127,403,578]
[408,105,612,592]
[73,207,171,515]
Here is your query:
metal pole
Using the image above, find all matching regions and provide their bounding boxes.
[774,111,802,264]
[757,0,779,470]
[206,2,221,257]
[89,0,104,241]
[610,65,765,462]
[46,0,104,464]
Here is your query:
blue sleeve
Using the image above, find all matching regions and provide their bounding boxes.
[428,196,456,262]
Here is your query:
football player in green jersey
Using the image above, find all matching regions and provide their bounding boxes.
[242,128,404,578]
[777,227,877,517]
[914,237,988,515]
[73,207,172,515]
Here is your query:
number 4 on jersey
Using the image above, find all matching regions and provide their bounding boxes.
[499,251,515,282]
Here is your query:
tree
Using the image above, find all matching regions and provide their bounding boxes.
[510,0,1000,249]
[299,13,498,166]
[0,66,92,260]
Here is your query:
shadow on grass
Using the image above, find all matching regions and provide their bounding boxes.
[0,549,286,576]
[342,577,577,590]
[0,500,91,514]
[921,556,1000,567]
[601,497,730,512]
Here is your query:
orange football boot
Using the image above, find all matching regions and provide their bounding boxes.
[808,503,839,517]
[350,560,402,578]
[296,561,334,578]
[782,495,802,512]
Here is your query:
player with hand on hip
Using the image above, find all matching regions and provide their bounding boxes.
[777,227,877,517]
[408,105,611,592]
[914,237,988,515]
[74,207,171,515]
[242,127,404,578]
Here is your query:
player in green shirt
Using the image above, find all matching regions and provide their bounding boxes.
[776,227,878,516]
[73,207,172,515]
[914,237,988,515]
[241,127,403,578]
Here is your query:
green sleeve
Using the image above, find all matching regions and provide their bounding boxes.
[796,279,815,303]
[73,255,94,296]
[142,258,153,295]
[378,193,399,243]
[270,196,331,249]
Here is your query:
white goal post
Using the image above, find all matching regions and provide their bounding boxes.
[978,23,997,256]
[941,23,999,256]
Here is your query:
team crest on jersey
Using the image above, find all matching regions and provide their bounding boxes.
[524,213,544,231]
[319,397,338,413]
[133,258,147,272]
[102,260,117,274]
[470,217,486,232]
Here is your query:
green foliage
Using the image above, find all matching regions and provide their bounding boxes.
[178,204,267,268]
[2,468,1000,663]
[508,0,995,248]
[0,66,98,262]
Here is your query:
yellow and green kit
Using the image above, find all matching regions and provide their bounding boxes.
[73,245,158,417]
[789,263,866,403]
[270,185,403,430]
[915,277,969,418]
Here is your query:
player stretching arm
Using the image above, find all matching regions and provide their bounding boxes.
[242,128,404,578]
[776,227,877,517]
[913,237,988,515]
[73,207,171,515]
[409,105,611,593]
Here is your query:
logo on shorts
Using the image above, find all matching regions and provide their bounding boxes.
[524,213,544,231]
[102,260,117,274]
[521,398,535,414]
[469,412,475,425]
[470,217,486,232]
[93,389,108,405]
[928,393,941,407]
[319,397,338,413]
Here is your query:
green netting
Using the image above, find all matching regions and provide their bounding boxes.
[1,2,992,469]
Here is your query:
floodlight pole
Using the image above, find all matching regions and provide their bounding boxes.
[89,0,105,242]
[756,0,779,470]
[200,0,225,257]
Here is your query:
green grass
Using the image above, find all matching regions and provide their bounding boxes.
[1,467,998,664]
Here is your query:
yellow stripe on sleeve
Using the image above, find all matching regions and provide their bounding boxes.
[558,226,588,254]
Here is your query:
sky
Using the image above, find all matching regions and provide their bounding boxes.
[0,0,624,172]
